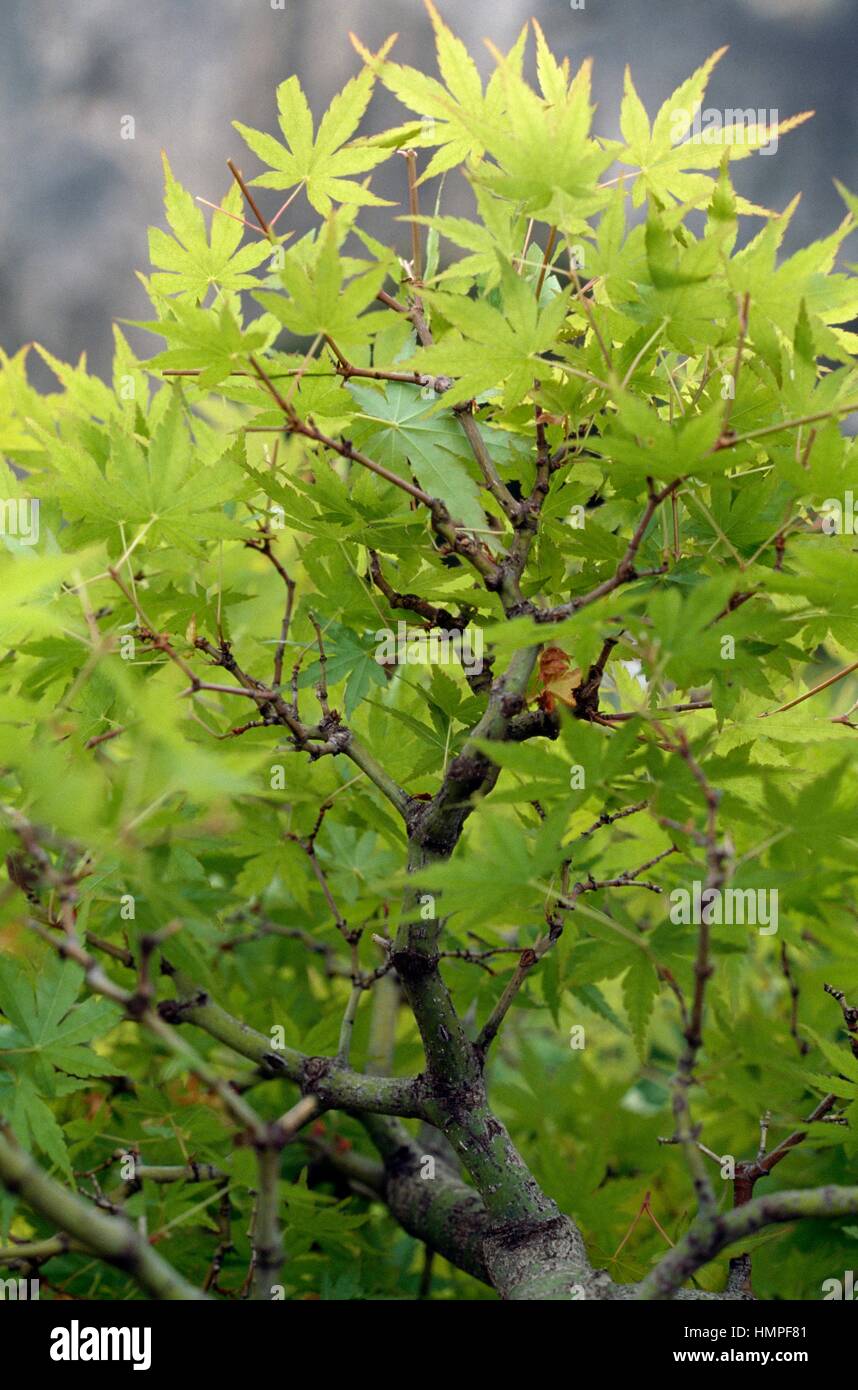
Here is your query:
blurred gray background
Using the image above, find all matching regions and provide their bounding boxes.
[1,0,856,381]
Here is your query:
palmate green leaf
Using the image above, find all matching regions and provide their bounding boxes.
[643,575,736,685]
[531,19,572,108]
[619,65,651,151]
[728,209,858,356]
[835,179,858,223]
[566,936,637,990]
[463,42,612,225]
[586,391,725,483]
[0,348,53,455]
[347,382,486,527]
[0,959,32,1035]
[764,543,858,647]
[149,154,274,303]
[403,260,572,410]
[31,395,250,554]
[471,737,575,804]
[616,49,812,213]
[353,5,527,184]
[716,706,854,760]
[0,549,98,644]
[253,217,390,343]
[30,343,120,425]
[111,325,150,425]
[409,185,524,289]
[135,298,274,389]
[803,1029,858,1087]
[369,703,448,782]
[298,623,389,717]
[800,1070,858,1102]
[570,982,630,1037]
[30,959,89,1045]
[233,45,396,216]
[0,958,119,1055]
[0,1075,73,1177]
[0,960,120,1174]
[621,956,659,1058]
[406,807,568,935]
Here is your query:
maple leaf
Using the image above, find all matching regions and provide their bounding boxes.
[148,153,273,303]
[408,184,523,290]
[233,41,397,216]
[135,297,274,389]
[352,2,528,183]
[464,30,612,225]
[347,381,486,529]
[728,201,858,360]
[535,646,582,714]
[402,257,571,410]
[617,50,813,213]
[253,215,391,343]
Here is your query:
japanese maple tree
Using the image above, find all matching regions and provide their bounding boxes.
[1,3,858,1302]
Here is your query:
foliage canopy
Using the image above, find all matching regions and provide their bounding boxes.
[2,2,858,1303]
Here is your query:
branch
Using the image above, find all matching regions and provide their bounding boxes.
[163,968,426,1118]
[453,405,519,521]
[650,980,852,1298]
[476,926,562,1054]
[407,644,540,860]
[652,722,727,1221]
[322,337,453,395]
[573,800,649,841]
[245,531,296,690]
[226,158,272,237]
[823,980,858,1062]
[367,549,494,694]
[0,1125,207,1300]
[476,847,676,1055]
[637,1184,858,1299]
[357,1113,593,1299]
[0,1233,84,1269]
[506,706,560,742]
[357,1114,493,1284]
[781,943,810,1057]
[125,574,414,820]
[249,356,435,507]
[364,965,400,1076]
[31,917,269,1142]
[720,291,750,438]
[531,479,679,624]
[368,549,471,635]
[4,811,425,1126]
[713,401,858,452]
[340,733,415,818]
[249,354,504,592]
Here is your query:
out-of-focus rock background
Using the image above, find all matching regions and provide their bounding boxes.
[1,0,855,380]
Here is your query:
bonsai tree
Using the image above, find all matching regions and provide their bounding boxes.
[2,3,858,1302]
